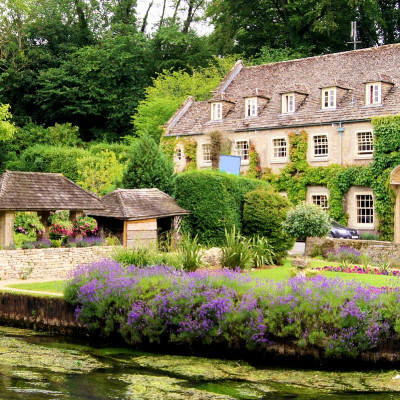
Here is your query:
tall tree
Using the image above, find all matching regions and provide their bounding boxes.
[207,0,395,57]
[121,134,176,195]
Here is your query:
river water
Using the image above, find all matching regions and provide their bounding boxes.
[1,326,400,399]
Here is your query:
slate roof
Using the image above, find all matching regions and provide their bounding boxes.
[164,44,400,137]
[0,171,104,211]
[87,189,190,220]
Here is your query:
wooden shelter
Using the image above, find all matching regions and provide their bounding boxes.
[87,188,190,248]
[0,171,104,248]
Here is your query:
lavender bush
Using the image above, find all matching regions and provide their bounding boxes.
[64,260,400,358]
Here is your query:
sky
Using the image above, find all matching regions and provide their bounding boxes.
[135,0,212,34]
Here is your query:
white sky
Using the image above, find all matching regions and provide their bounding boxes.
[136,0,212,35]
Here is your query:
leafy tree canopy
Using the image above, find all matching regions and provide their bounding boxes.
[133,56,236,142]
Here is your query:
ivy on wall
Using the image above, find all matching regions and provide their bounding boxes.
[163,116,400,240]
[262,117,400,240]
[160,136,197,171]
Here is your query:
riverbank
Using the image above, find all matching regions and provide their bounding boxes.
[2,291,400,369]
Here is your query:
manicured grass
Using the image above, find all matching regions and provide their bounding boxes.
[250,259,400,287]
[5,281,65,293]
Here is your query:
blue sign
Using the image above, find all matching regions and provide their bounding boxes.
[219,155,241,175]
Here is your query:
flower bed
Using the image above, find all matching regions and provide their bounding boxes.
[65,260,400,359]
[313,265,400,276]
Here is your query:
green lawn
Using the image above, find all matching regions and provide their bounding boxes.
[250,260,400,287]
[5,281,65,294]
[5,259,400,294]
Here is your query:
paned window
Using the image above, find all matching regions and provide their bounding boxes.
[273,138,287,160]
[357,131,374,156]
[202,143,211,163]
[235,140,249,161]
[211,102,222,120]
[282,93,295,113]
[312,195,329,211]
[365,83,381,105]
[356,194,374,224]
[313,135,328,157]
[175,148,182,161]
[322,88,336,109]
[245,97,257,117]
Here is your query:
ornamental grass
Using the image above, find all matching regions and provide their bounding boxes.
[65,260,400,358]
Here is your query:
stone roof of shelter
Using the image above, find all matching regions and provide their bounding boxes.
[164,43,400,137]
[87,188,190,220]
[0,171,104,211]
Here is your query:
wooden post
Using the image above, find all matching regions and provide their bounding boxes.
[37,211,51,240]
[394,187,400,244]
[0,211,14,248]
[70,210,84,240]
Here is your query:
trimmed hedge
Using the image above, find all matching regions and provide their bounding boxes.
[175,170,271,245]
[242,188,295,264]
[10,145,89,182]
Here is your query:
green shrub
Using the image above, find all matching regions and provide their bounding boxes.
[180,235,203,272]
[14,212,45,236]
[242,189,295,264]
[175,170,271,246]
[12,145,89,182]
[51,239,62,248]
[251,235,274,267]
[360,232,380,241]
[14,232,37,248]
[220,227,253,270]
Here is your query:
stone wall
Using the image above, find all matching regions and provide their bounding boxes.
[0,246,118,280]
[306,237,397,260]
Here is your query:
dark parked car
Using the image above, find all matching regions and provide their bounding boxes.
[329,221,359,239]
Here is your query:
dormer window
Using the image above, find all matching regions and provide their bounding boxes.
[322,87,336,109]
[282,93,295,113]
[245,97,257,117]
[366,82,381,105]
[211,102,223,120]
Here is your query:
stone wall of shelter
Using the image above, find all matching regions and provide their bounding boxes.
[0,246,118,280]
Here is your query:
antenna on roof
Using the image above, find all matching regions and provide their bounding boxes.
[348,21,361,50]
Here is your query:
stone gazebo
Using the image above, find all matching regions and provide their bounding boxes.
[87,188,190,248]
[0,171,104,248]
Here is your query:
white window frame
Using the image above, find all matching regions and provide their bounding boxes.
[210,102,223,120]
[365,82,382,105]
[311,194,329,211]
[202,143,212,164]
[321,87,336,109]
[356,130,374,158]
[174,147,183,163]
[311,134,329,160]
[235,140,250,165]
[281,92,295,113]
[245,97,257,117]
[355,193,374,227]
[271,137,288,162]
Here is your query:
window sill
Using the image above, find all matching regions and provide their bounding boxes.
[354,155,373,160]
[310,157,329,162]
[363,103,383,108]
[240,161,250,166]
[271,159,288,164]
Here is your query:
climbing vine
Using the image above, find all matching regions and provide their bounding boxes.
[160,136,197,171]
[262,117,400,240]
[246,142,261,179]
